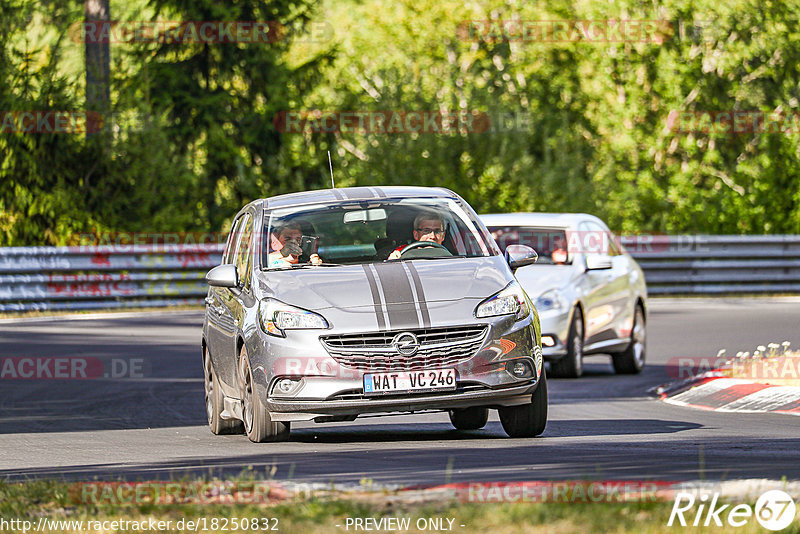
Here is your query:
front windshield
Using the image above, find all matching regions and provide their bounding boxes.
[487,226,572,266]
[262,197,495,269]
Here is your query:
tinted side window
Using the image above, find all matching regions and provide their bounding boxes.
[234,213,254,288]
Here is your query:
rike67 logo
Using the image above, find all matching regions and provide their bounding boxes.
[668,489,796,530]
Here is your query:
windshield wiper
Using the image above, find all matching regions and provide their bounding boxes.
[293,262,341,267]
[391,255,469,261]
[263,262,339,271]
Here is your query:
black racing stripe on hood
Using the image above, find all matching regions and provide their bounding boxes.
[405,263,431,328]
[361,264,386,330]
[373,262,420,329]
[331,189,345,201]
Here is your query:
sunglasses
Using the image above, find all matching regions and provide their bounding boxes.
[415,227,445,236]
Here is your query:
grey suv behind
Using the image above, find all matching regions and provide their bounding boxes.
[202,187,545,442]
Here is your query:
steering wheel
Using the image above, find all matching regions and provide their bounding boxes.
[400,241,452,256]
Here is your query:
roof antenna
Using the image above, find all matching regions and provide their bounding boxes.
[328,150,335,189]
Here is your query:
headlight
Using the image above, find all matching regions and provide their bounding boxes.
[475,281,530,320]
[535,289,567,313]
[259,298,329,337]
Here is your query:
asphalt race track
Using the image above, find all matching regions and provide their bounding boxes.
[1,298,799,485]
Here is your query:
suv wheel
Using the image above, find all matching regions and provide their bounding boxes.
[448,407,489,430]
[204,347,243,435]
[612,304,646,374]
[240,347,290,443]
[498,371,548,438]
[550,308,583,378]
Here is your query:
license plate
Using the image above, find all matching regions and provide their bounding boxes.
[363,368,457,396]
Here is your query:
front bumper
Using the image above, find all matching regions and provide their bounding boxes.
[266,380,538,421]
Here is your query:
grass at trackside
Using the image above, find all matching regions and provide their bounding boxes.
[1,480,799,533]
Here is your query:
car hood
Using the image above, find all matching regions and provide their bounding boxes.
[256,257,510,312]
[513,264,576,298]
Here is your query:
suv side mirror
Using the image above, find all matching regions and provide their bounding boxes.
[505,244,538,271]
[585,254,612,270]
[206,264,239,288]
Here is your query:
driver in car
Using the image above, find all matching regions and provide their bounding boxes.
[387,212,447,259]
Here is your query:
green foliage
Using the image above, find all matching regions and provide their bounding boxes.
[1,0,799,244]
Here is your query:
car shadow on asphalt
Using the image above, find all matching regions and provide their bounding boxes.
[286,418,701,443]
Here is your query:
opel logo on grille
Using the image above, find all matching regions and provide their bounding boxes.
[392,332,420,356]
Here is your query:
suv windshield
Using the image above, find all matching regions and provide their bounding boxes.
[487,226,572,265]
[262,198,495,269]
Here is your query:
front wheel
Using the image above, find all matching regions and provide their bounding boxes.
[612,304,646,374]
[498,371,548,438]
[240,348,290,443]
[448,407,489,430]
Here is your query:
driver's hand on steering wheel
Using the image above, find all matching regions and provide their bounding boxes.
[387,249,402,260]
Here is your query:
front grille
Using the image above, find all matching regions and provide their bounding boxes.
[320,325,488,371]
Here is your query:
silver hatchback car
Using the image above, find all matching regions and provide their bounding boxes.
[481,213,647,379]
[202,187,546,442]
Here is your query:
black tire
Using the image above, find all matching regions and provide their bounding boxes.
[612,304,646,374]
[549,308,584,378]
[448,407,489,430]
[240,348,290,443]
[204,347,243,435]
[499,371,548,438]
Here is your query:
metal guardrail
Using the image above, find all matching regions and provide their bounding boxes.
[0,236,799,310]
[624,235,800,295]
[0,245,223,312]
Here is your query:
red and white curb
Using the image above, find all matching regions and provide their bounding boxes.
[652,374,800,415]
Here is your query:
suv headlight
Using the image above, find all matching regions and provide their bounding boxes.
[475,281,530,320]
[535,289,567,313]
[259,298,329,337]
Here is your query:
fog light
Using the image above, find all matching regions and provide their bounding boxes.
[506,360,533,378]
[541,335,556,347]
[272,377,302,396]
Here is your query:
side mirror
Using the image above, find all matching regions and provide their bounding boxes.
[505,244,538,271]
[206,264,239,288]
[585,254,612,270]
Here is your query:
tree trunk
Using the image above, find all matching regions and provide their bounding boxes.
[85,0,110,139]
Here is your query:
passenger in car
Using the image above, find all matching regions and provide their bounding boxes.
[267,221,323,268]
[387,211,447,260]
